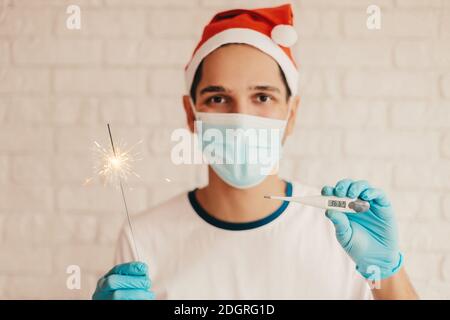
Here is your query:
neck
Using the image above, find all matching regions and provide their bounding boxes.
[195,167,287,223]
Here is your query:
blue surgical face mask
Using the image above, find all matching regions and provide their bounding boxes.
[191,100,291,189]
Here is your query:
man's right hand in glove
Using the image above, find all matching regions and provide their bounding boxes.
[92,262,155,300]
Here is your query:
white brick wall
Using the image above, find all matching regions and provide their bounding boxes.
[0,0,449,299]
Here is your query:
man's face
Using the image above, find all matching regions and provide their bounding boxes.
[194,44,291,120]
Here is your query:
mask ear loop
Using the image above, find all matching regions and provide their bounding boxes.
[189,97,198,120]
[285,96,293,122]
[189,97,200,135]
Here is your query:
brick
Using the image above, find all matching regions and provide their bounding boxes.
[395,0,443,7]
[105,38,194,66]
[0,247,52,275]
[431,42,450,67]
[390,191,441,221]
[5,97,51,124]
[148,68,186,96]
[53,125,103,155]
[405,253,442,281]
[54,154,96,184]
[443,196,450,221]
[104,39,139,66]
[321,70,342,98]
[159,98,187,126]
[5,273,98,299]
[424,282,450,299]
[4,215,51,246]
[399,221,450,252]
[291,98,321,128]
[299,40,391,67]
[99,98,136,125]
[2,214,96,246]
[286,128,341,157]
[53,97,99,125]
[344,131,439,160]
[0,69,50,93]
[293,158,393,190]
[298,70,324,97]
[52,215,98,244]
[394,162,450,190]
[295,0,393,7]
[105,0,199,7]
[344,71,431,98]
[54,244,116,274]
[296,10,320,38]
[148,127,182,155]
[97,216,124,245]
[0,127,53,152]
[0,40,9,64]
[297,99,388,129]
[13,38,101,65]
[147,9,211,38]
[136,98,164,125]
[54,69,146,95]
[55,9,146,38]
[57,186,147,214]
[390,101,450,129]
[394,41,430,68]
[0,275,6,297]
[55,126,146,161]
[343,10,438,38]
[297,10,340,38]
[443,255,450,281]
[138,39,194,66]
[0,156,8,183]
[395,41,450,68]
[133,154,197,185]
[12,0,102,6]
[0,214,5,243]
[204,0,296,7]
[0,9,52,36]
[11,155,52,184]
[0,99,6,123]
[441,11,450,38]
[0,186,53,211]
[442,74,450,98]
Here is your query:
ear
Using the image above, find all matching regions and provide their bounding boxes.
[284,95,300,138]
[182,95,195,133]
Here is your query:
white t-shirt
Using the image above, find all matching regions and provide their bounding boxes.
[115,181,372,299]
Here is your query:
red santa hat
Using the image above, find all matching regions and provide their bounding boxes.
[185,3,299,96]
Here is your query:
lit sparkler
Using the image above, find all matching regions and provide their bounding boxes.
[86,124,143,261]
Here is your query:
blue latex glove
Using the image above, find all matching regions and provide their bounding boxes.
[321,179,403,280]
[92,262,155,300]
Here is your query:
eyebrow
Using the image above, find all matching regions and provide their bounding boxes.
[249,85,281,93]
[199,86,227,95]
[199,85,281,95]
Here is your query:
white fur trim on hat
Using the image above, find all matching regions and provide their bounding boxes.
[271,24,297,47]
[185,28,298,96]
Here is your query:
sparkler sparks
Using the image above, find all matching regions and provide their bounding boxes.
[85,124,143,261]
[91,137,142,187]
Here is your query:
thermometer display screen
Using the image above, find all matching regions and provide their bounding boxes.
[328,200,347,208]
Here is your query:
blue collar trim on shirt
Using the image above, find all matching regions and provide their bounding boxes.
[187,181,293,231]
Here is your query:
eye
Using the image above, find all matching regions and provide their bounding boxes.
[255,94,273,103]
[206,95,227,105]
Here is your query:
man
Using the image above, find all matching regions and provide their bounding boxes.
[92,4,418,300]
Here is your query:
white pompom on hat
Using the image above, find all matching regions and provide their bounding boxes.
[185,3,299,96]
[271,24,298,47]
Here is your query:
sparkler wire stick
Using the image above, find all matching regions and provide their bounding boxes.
[107,123,141,262]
